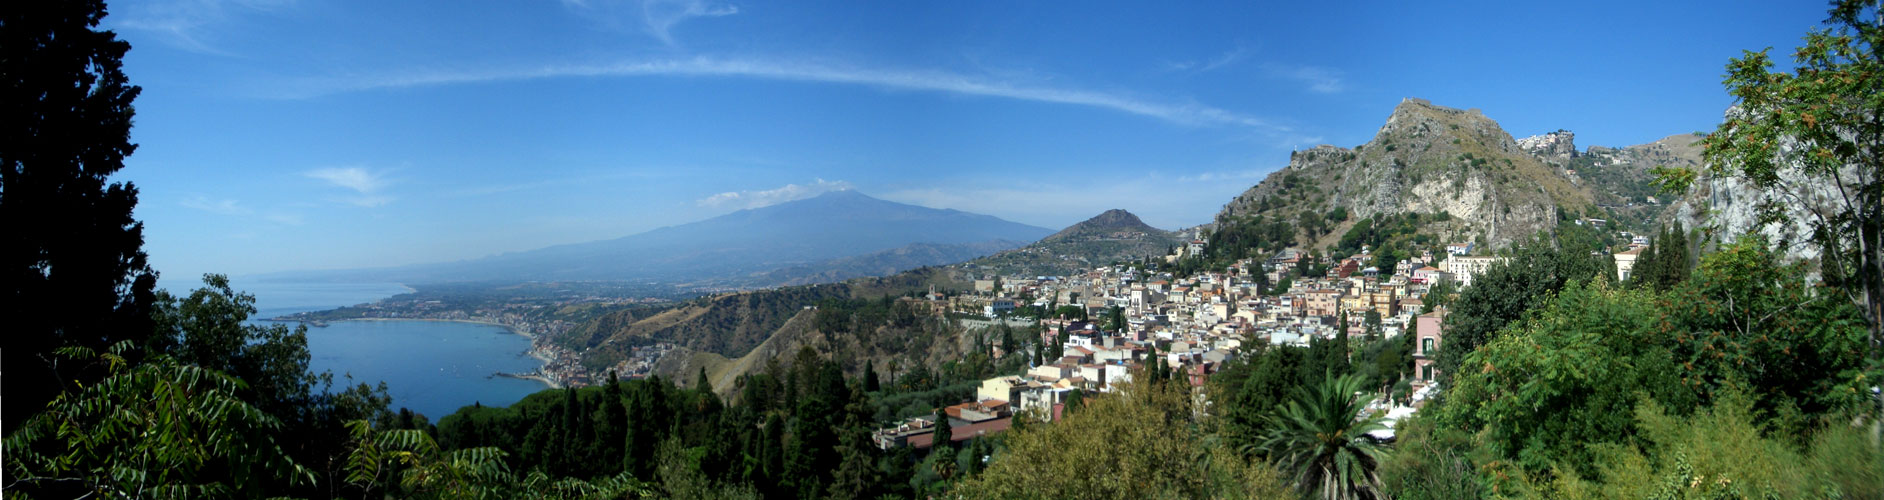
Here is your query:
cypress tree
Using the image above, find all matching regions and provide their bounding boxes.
[601,371,628,472]
[1634,232,1661,288]
[1001,325,1016,358]
[2,0,158,429]
[932,412,953,451]
[560,387,580,475]
[759,413,786,496]
[863,360,880,392]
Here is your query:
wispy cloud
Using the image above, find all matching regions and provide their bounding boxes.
[180,195,304,225]
[1265,64,1346,94]
[281,57,1293,133]
[697,179,852,209]
[305,166,394,207]
[111,0,296,54]
[562,0,738,46]
[1165,46,1248,73]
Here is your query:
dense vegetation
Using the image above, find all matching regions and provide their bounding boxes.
[1400,238,1878,497]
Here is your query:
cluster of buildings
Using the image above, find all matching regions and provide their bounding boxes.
[877,239,1503,449]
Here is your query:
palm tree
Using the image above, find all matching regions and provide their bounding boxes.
[1258,371,1390,500]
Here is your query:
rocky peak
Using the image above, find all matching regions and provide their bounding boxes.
[1370,98,1520,156]
[1045,209,1164,242]
[1210,98,1598,251]
[1518,130,1579,163]
[1085,209,1148,227]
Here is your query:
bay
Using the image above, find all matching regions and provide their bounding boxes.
[199,279,553,421]
[302,320,550,421]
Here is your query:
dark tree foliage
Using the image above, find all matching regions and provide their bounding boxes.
[932,411,954,452]
[864,359,881,392]
[1,0,157,431]
[1434,232,1610,386]
[1213,345,1303,452]
[1179,214,1294,274]
[1630,223,1693,292]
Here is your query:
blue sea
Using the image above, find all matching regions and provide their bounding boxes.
[189,279,554,421]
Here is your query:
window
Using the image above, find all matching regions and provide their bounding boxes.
[1422,365,1434,381]
[1422,337,1434,354]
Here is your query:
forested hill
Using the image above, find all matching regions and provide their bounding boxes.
[968,209,1185,276]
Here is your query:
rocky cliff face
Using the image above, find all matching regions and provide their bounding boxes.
[1661,111,1845,263]
[1212,98,1592,249]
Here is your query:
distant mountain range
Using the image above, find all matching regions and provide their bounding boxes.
[968,209,1184,276]
[264,190,1053,286]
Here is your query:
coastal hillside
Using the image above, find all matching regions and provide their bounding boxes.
[969,209,1185,276]
[548,266,979,387]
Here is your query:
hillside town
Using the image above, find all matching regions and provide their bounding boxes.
[872,229,1656,449]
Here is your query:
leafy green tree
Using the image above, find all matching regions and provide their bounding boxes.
[1434,235,1609,386]
[1257,372,1390,500]
[954,379,1289,499]
[1213,345,1310,453]
[1435,280,1688,479]
[5,343,312,498]
[345,419,656,499]
[1301,209,1326,239]
[1661,238,1870,433]
[1555,387,1856,499]
[2,0,159,430]
[1662,0,1884,413]
[150,274,318,425]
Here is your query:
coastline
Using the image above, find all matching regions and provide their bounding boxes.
[344,317,537,340]
[495,371,564,389]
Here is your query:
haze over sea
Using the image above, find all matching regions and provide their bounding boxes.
[183,279,554,421]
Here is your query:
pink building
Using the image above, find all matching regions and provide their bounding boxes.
[1413,309,1447,384]
[1305,289,1341,317]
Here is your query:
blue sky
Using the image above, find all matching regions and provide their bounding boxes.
[112,0,1830,281]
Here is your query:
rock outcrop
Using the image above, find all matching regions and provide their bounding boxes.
[1211,98,1593,249]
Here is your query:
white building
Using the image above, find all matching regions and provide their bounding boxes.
[1444,256,1502,288]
